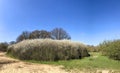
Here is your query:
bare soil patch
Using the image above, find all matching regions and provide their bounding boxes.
[0,52,68,73]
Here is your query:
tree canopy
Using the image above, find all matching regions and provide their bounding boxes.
[16,28,71,42]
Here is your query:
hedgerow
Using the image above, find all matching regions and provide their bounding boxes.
[7,39,90,61]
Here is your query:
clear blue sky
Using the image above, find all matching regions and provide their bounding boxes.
[0,0,120,45]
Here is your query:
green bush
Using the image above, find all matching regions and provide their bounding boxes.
[99,40,120,60]
[7,39,90,61]
[0,42,9,52]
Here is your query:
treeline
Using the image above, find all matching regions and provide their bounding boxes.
[16,28,71,42]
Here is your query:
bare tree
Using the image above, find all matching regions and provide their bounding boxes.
[29,30,51,39]
[51,28,71,40]
[16,31,30,42]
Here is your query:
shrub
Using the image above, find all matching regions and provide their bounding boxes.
[99,40,120,60]
[0,42,9,52]
[7,39,90,61]
[86,45,98,52]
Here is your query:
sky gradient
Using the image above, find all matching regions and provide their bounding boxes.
[0,0,120,45]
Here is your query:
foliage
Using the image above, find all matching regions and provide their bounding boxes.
[51,28,71,40]
[99,40,120,60]
[7,39,89,61]
[0,42,9,52]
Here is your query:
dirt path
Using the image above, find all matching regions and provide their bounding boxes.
[0,52,68,73]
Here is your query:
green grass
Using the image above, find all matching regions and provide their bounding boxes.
[24,52,120,70]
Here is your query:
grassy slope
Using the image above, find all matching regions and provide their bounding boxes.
[25,52,120,71]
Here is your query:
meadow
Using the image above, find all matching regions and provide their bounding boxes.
[24,52,120,73]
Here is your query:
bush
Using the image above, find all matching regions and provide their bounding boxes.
[7,39,90,61]
[99,40,120,60]
[0,42,9,52]
[86,45,98,52]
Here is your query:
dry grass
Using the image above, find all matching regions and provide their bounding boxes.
[7,39,89,61]
[9,39,86,50]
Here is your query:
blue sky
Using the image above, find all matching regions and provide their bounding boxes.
[0,0,120,45]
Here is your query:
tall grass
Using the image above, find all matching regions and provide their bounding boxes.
[7,39,90,61]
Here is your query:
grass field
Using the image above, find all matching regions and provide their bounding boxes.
[24,52,120,72]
